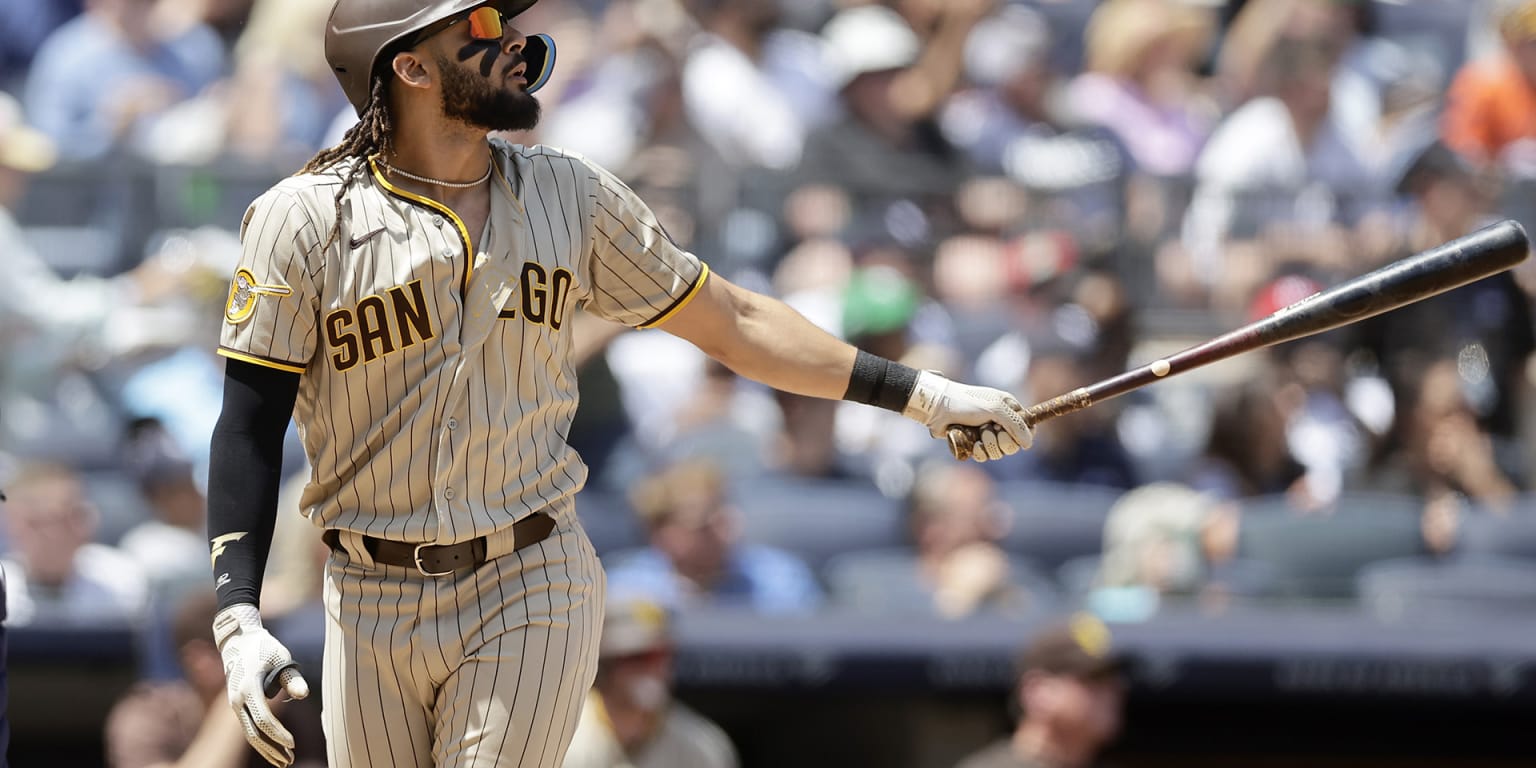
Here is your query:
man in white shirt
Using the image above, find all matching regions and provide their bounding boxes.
[1,462,148,627]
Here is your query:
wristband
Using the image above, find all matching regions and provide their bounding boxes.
[842,350,920,413]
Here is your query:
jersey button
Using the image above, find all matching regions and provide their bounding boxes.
[446,418,458,430]
[432,216,444,228]
[444,488,456,500]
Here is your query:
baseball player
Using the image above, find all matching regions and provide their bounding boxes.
[205,1,1034,767]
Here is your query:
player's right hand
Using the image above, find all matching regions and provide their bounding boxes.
[213,603,310,767]
[902,370,1033,462]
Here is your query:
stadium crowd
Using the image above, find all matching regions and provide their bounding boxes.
[6,0,1536,766]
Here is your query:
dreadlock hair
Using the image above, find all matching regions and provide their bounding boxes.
[301,75,396,252]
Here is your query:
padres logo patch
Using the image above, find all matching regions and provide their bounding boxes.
[225,268,293,324]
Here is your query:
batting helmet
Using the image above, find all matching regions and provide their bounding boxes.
[325,0,556,114]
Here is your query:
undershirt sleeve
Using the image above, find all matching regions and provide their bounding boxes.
[207,358,301,610]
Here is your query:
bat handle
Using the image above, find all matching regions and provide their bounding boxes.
[944,388,1094,461]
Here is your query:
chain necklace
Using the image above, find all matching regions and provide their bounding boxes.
[380,159,492,189]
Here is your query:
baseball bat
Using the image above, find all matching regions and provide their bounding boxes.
[948,219,1531,460]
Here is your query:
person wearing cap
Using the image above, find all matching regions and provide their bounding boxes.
[604,459,823,615]
[1444,0,1536,171]
[1066,0,1216,178]
[562,598,738,768]
[955,614,1127,768]
[796,1,988,219]
[833,263,963,482]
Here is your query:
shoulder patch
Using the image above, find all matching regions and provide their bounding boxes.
[225,268,294,324]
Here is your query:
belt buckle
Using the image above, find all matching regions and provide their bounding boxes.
[413,543,455,577]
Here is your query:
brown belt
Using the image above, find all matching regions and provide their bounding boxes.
[322,513,556,576]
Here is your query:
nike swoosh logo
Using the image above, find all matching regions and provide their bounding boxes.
[350,227,386,249]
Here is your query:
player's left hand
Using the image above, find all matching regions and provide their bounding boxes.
[902,371,1032,462]
[213,603,310,767]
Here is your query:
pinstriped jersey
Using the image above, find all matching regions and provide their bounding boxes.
[218,139,708,544]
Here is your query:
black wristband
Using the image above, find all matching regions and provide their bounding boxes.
[842,350,920,413]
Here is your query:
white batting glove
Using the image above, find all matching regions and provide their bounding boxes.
[213,603,310,768]
[903,371,1033,462]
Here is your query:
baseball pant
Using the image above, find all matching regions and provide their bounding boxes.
[321,518,605,768]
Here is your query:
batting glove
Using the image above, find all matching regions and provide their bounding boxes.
[903,371,1033,462]
[213,603,310,768]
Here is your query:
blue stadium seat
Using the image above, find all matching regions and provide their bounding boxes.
[729,477,904,571]
[1239,491,1425,520]
[1458,511,1536,561]
[822,548,1057,617]
[1236,512,1427,601]
[993,481,1121,571]
[1358,556,1536,620]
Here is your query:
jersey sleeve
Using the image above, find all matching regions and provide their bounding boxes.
[217,187,323,373]
[582,163,709,329]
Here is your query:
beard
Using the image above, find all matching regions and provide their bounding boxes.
[436,52,541,132]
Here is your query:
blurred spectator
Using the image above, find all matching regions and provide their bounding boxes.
[1361,356,1520,518]
[538,1,690,172]
[0,462,148,627]
[1357,140,1536,439]
[1066,0,1217,178]
[1187,376,1310,503]
[1179,31,1384,310]
[954,614,1126,768]
[990,335,1138,490]
[940,4,1060,172]
[834,263,958,486]
[220,0,348,160]
[906,462,1039,618]
[1261,304,1370,510]
[1443,0,1536,173]
[604,459,823,614]
[1090,483,1242,621]
[0,82,192,448]
[680,0,833,171]
[104,590,322,768]
[23,0,226,159]
[563,596,738,768]
[116,419,209,598]
[797,2,980,224]
[0,0,82,88]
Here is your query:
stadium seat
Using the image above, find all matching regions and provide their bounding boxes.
[993,481,1121,572]
[1457,511,1536,561]
[1236,512,1427,601]
[1239,491,1425,520]
[730,477,904,571]
[1357,556,1536,621]
[822,548,1057,617]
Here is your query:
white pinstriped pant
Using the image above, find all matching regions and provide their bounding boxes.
[321,519,605,768]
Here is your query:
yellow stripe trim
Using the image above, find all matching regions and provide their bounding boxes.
[638,263,711,329]
[217,348,307,374]
[369,156,476,298]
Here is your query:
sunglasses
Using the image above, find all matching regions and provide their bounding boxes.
[405,5,509,49]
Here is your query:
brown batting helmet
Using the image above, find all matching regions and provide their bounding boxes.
[325,0,545,114]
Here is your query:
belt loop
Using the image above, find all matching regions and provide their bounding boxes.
[329,529,377,568]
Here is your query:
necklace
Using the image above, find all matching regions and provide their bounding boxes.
[381,159,492,189]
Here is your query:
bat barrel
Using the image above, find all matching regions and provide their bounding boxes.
[1254,218,1529,343]
[1049,220,1529,422]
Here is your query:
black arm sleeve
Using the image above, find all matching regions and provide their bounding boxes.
[207,358,301,611]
